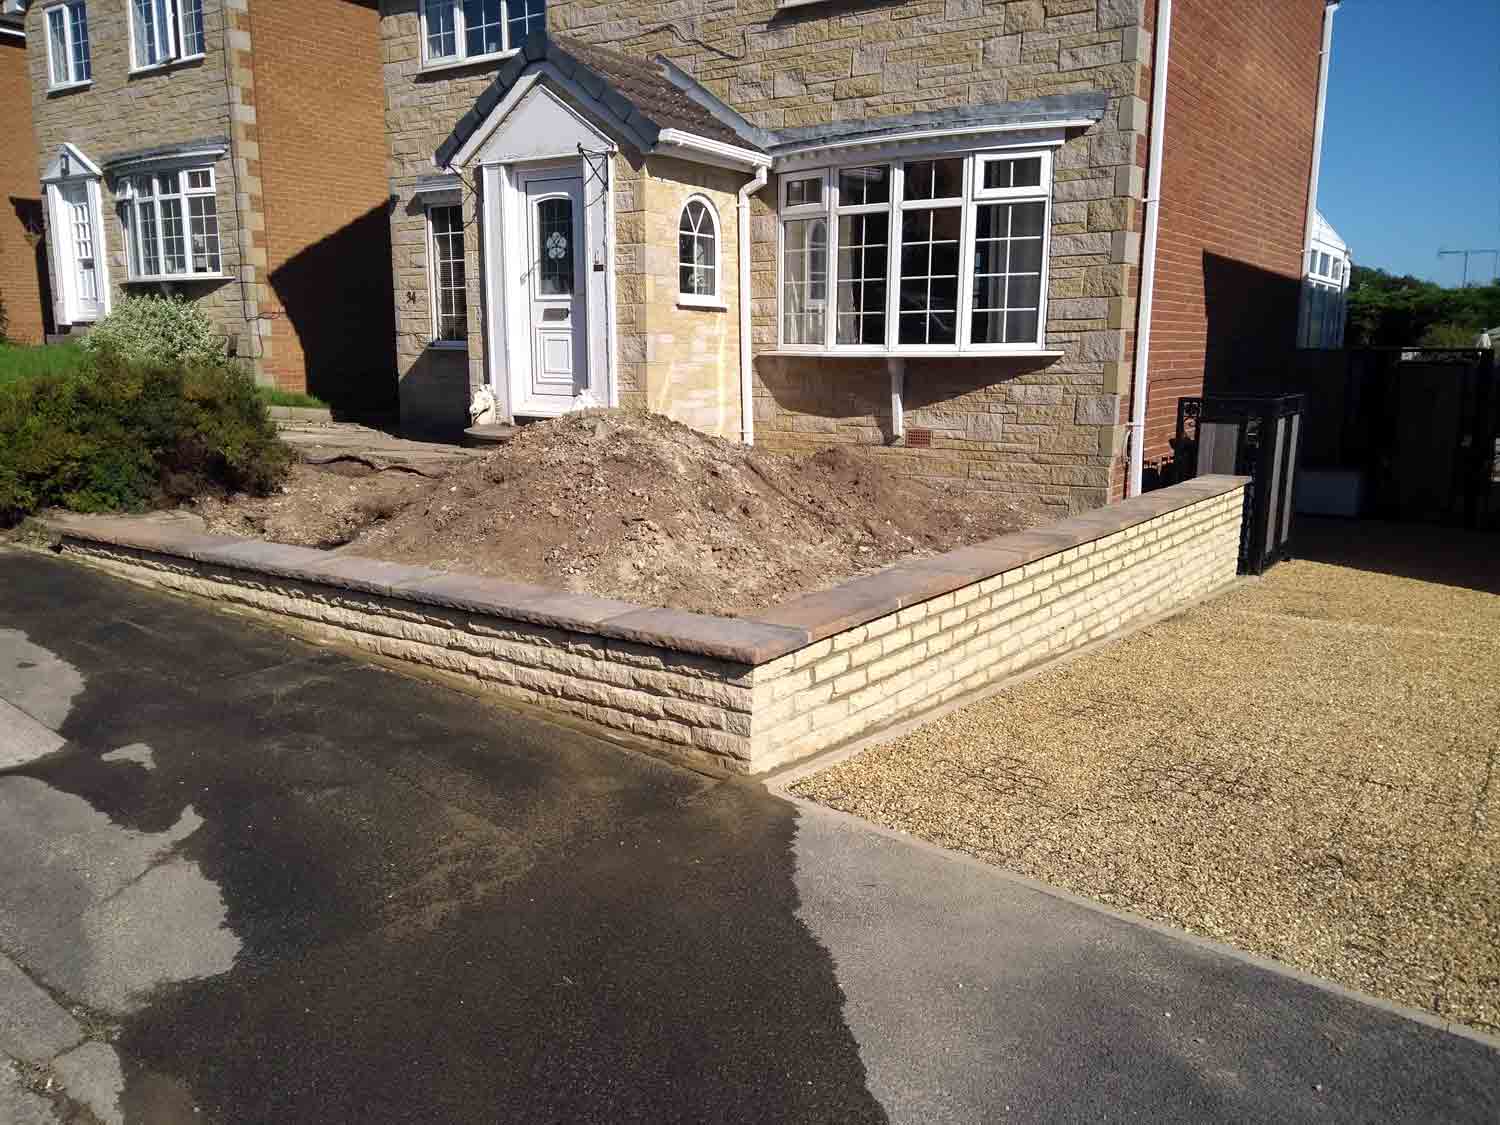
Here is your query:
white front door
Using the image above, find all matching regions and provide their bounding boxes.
[522,174,587,413]
[60,181,102,322]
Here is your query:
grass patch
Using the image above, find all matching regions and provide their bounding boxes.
[256,386,329,410]
[0,341,88,387]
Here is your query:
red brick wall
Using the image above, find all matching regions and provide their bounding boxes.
[250,0,395,416]
[0,34,47,343]
[1138,0,1324,477]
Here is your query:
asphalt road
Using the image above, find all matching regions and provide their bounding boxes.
[0,545,1495,1123]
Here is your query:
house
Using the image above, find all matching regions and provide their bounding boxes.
[1298,208,1351,349]
[0,0,48,343]
[18,0,396,417]
[383,0,1338,508]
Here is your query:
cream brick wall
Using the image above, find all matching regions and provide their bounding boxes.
[746,486,1244,771]
[639,156,743,440]
[56,482,1244,775]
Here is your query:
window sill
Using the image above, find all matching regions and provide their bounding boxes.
[677,296,727,311]
[47,79,92,95]
[128,53,206,78]
[124,273,228,285]
[419,49,519,77]
[764,347,1065,359]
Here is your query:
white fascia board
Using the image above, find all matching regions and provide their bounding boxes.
[0,26,24,40]
[105,144,230,176]
[653,129,770,172]
[770,121,1085,170]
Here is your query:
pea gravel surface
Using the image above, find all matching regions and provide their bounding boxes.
[794,519,1500,1036]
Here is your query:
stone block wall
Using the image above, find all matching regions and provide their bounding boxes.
[52,476,1246,775]
[0,32,46,343]
[748,481,1242,770]
[24,0,255,363]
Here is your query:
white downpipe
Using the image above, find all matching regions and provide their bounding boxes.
[738,164,769,444]
[1127,0,1174,497]
[1303,2,1339,258]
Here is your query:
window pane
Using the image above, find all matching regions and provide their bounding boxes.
[430,205,467,341]
[464,0,503,56]
[837,165,889,207]
[186,169,212,191]
[678,202,717,296]
[160,198,186,274]
[898,207,960,345]
[836,212,887,345]
[782,218,827,345]
[189,196,220,273]
[971,201,1045,345]
[424,0,457,57]
[132,0,159,65]
[903,158,963,202]
[138,201,161,275]
[785,177,822,208]
[69,2,91,80]
[536,197,573,296]
[180,0,205,55]
[49,9,68,84]
[983,157,1043,191]
[507,0,545,49]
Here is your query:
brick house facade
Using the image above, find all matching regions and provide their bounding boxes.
[380,0,1333,511]
[20,0,395,417]
[0,6,48,343]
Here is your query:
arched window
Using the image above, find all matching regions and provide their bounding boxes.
[678,197,721,305]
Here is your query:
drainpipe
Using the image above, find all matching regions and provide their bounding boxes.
[1126,0,1174,497]
[738,164,769,445]
[1303,2,1340,260]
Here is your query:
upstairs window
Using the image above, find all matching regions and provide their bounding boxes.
[421,0,545,67]
[44,1,92,89]
[130,0,205,72]
[777,148,1053,354]
[118,166,222,280]
[678,197,721,306]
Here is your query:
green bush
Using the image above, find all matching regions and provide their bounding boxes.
[0,350,291,525]
[79,295,226,367]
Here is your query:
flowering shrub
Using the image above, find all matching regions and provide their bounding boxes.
[79,295,226,367]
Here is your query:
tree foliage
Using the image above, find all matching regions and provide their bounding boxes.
[1345,265,1500,348]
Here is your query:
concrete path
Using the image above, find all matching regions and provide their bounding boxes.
[0,545,1495,1123]
[276,422,481,473]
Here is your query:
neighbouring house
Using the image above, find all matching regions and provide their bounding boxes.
[1298,208,1351,349]
[18,0,396,417]
[383,0,1338,508]
[0,0,49,343]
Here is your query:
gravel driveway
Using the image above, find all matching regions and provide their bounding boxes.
[794,518,1500,1035]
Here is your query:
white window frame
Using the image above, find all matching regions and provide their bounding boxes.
[426,199,468,349]
[419,0,544,71]
[774,146,1055,357]
[117,165,225,282]
[43,0,91,91]
[677,195,724,309]
[127,0,206,74]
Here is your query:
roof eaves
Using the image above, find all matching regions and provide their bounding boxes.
[653,54,773,152]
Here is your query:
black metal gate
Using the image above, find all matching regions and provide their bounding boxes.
[1342,348,1499,530]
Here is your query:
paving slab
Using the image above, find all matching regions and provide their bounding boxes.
[0,1064,63,1125]
[0,956,84,1065]
[52,1042,124,1125]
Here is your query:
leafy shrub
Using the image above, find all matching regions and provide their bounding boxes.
[0,350,291,524]
[79,295,226,367]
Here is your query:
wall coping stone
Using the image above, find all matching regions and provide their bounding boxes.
[43,474,1246,666]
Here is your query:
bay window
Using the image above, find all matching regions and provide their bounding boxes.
[44,1,92,89]
[421,0,546,67]
[119,167,222,281]
[777,148,1053,354]
[129,0,205,71]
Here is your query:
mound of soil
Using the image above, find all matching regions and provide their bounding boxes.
[200,411,1041,616]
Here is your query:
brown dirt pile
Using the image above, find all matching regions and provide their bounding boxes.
[199,410,1039,615]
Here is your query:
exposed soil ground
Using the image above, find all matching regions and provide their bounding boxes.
[793,518,1500,1035]
[195,410,1040,615]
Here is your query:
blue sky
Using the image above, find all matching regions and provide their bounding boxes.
[1318,0,1500,284]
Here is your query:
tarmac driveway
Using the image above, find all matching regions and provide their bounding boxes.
[0,545,1496,1123]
